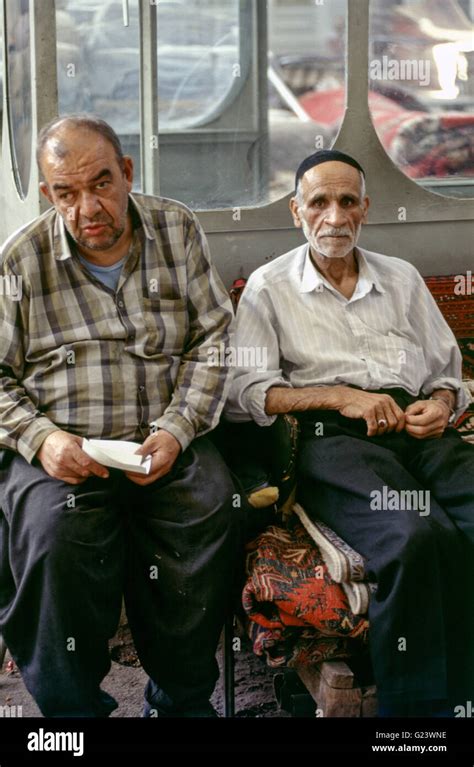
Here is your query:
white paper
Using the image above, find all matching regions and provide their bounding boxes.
[82,439,152,475]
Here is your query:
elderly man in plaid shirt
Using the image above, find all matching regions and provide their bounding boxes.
[0,115,239,718]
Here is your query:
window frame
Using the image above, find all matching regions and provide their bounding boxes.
[0,0,472,245]
[199,0,473,232]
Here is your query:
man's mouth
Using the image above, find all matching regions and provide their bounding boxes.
[81,223,109,235]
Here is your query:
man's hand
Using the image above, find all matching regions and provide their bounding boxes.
[125,429,181,486]
[338,389,406,436]
[404,400,450,440]
[37,430,109,484]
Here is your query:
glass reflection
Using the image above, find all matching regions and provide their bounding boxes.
[369,0,474,198]
[55,0,141,189]
[267,0,347,202]
[6,0,32,199]
[157,0,240,130]
[53,0,348,208]
[158,0,347,208]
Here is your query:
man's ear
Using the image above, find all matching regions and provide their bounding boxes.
[122,156,134,191]
[39,181,53,205]
[289,196,302,228]
[361,196,370,224]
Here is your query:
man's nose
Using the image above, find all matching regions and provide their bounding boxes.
[78,191,102,219]
[324,202,346,226]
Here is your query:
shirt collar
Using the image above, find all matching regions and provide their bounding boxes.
[128,194,156,241]
[299,244,385,298]
[53,212,74,261]
[52,193,155,261]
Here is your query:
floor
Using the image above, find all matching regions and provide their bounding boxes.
[0,629,291,718]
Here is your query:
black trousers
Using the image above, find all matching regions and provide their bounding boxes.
[0,437,240,717]
[296,408,474,710]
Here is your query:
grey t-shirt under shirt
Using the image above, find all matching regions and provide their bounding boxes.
[77,253,126,292]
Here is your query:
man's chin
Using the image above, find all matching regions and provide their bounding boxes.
[75,233,123,252]
[76,239,116,252]
[313,241,355,260]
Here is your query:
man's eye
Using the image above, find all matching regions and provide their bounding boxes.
[342,197,355,206]
[59,192,74,202]
[95,181,110,190]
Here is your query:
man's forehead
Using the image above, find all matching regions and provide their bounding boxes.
[301,160,360,185]
[300,161,362,191]
[41,133,117,179]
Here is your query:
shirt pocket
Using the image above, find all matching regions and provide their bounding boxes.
[142,297,188,355]
[368,334,427,391]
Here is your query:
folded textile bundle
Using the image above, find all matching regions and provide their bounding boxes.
[292,503,366,583]
[243,520,369,668]
[292,502,377,616]
[247,621,362,669]
[299,87,474,179]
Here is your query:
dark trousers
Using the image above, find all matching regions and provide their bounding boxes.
[296,409,474,709]
[0,437,240,717]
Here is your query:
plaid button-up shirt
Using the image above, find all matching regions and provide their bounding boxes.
[0,193,233,462]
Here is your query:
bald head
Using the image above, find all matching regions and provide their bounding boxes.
[36,115,124,174]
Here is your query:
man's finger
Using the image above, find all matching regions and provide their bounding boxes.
[72,444,109,478]
[134,441,151,457]
[405,401,426,416]
[405,422,444,439]
[43,465,87,484]
[42,455,87,481]
[405,411,436,427]
[365,412,379,436]
[390,401,405,425]
[125,466,168,486]
[395,414,406,433]
[125,451,172,485]
[62,474,88,485]
[373,406,394,434]
[383,405,400,433]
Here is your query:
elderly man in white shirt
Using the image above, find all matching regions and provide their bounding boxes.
[226,149,474,718]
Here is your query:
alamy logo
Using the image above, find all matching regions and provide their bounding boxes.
[0,704,22,717]
[0,274,22,301]
[27,728,84,757]
[454,701,473,717]
[207,343,268,373]
[370,56,431,86]
[370,486,430,516]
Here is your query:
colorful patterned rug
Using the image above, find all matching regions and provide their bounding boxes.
[423,275,474,442]
[242,519,369,668]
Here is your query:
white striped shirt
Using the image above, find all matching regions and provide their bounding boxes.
[225,244,469,425]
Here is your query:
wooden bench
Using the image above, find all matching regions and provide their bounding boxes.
[296,660,377,718]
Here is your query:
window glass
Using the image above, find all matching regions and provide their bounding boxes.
[5,0,32,199]
[157,0,240,130]
[0,6,3,150]
[369,0,474,198]
[54,1,346,208]
[159,0,347,208]
[55,0,241,195]
[55,0,142,188]
[266,0,346,203]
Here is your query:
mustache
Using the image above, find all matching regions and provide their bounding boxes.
[319,227,352,237]
[78,215,113,227]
